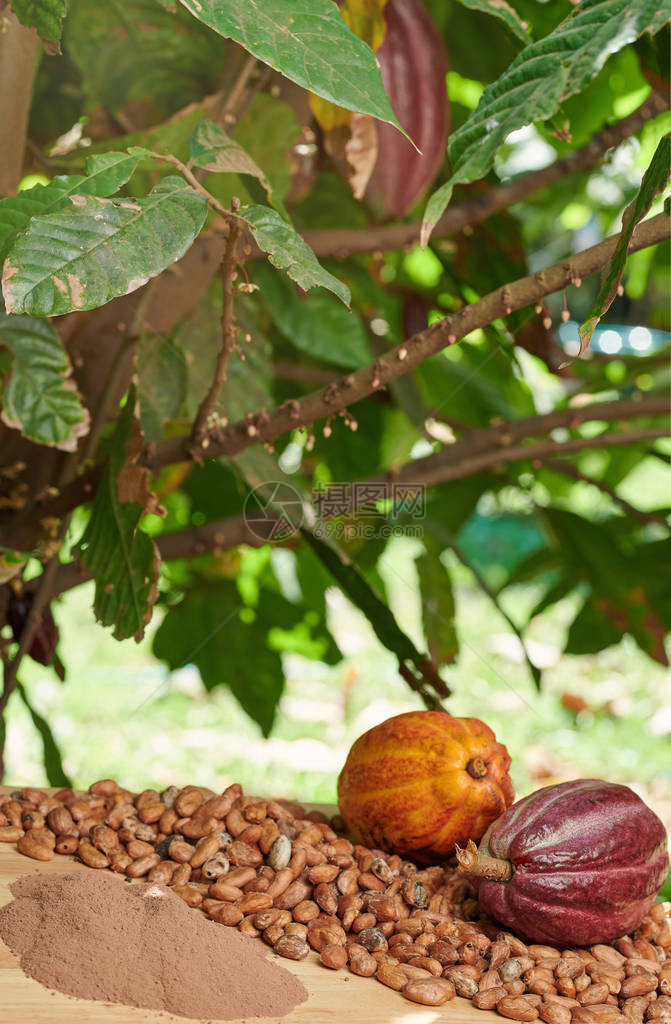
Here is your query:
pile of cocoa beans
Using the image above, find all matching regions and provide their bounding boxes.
[2,781,670,1018]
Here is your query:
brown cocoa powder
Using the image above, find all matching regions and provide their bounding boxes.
[0,870,307,1020]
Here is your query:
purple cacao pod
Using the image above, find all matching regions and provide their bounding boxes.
[8,593,59,667]
[458,779,669,947]
[364,0,449,220]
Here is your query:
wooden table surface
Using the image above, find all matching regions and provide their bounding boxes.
[0,788,498,1024]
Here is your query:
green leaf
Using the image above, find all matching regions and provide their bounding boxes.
[0,311,89,449]
[189,119,271,198]
[421,0,670,243]
[0,156,140,267]
[565,595,622,655]
[153,578,285,735]
[2,177,207,317]
[16,682,72,787]
[301,528,450,705]
[82,151,143,196]
[136,332,188,442]
[657,865,671,901]
[73,386,161,641]
[579,134,671,353]
[65,0,223,117]
[417,536,459,666]
[10,0,67,46]
[177,0,405,134]
[454,0,531,43]
[241,205,350,306]
[544,508,670,666]
[253,263,368,369]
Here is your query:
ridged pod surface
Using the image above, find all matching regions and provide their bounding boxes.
[472,779,669,946]
[337,711,514,863]
[363,0,449,219]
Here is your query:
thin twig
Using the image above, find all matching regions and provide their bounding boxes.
[191,215,242,445]
[541,458,670,527]
[220,54,259,125]
[146,151,242,225]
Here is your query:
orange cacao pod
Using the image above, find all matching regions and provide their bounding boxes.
[364,0,449,219]
[337,711,513,863]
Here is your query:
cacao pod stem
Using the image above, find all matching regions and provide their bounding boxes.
[466,757,488,779]
[455,839,513,883]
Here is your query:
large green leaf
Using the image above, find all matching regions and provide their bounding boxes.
[0,153,140,266]
[417,536,459,666]
[2,177,207,317]
[10,0,67,46]
[421,0,670,243]
[189,120,271,198]
[73,386,161,641]
[544,508,669,666]
[579,134,671,353]
[253,263,368,369]
[177,0,404,134]
[136,332,188,442]
[65,0,223,117]
[455,0,531,43]
[0,311,89,449]
[153,578,287,735]
[240,205,350,306]
[16,682,72,788]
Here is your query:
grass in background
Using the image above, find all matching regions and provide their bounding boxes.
[5,538,670,829]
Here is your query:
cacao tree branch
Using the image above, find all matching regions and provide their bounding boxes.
[377,426,669,494]
[191,217,242,445]
[2,382,667,557]
[151,212,671,469]
[28,408,669,604]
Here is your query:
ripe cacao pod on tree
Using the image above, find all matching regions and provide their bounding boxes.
[337,711,514,863]
[363,0,449,219]
[456,778,670,946]
[312,0,449,221]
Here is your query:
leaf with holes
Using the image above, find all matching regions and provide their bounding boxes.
[0,311,89,449]
[73,386,161,641]
[241,205,350,306]
[177,0,405,136]
[10,0,67,47]
[0,154,141,267]
[2,177,207,317]
[421,0,670,244]
[189,119,271,198]
[579,133,671,354]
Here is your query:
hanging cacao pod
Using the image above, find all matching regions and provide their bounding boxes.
[363,0,449,220]
[311,0,449,221]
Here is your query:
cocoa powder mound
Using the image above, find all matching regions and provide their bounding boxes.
[0,870,308,1020]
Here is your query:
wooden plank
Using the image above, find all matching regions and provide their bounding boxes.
[0,788,498,1024]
